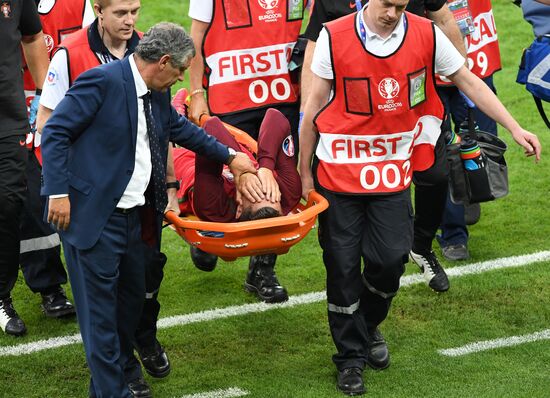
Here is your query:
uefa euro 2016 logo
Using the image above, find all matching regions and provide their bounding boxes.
[378,78,400,100]
[258,0,279,10]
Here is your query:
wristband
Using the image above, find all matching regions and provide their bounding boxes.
[166,181,180,190]
[35,88,42,95]
[190,89,206,96]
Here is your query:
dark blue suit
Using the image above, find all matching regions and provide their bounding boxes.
[41,56,229,397]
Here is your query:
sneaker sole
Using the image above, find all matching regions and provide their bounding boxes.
[243,282,289,304]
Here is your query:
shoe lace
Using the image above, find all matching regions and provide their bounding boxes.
[0,297,18,318]
[423,252,443,274]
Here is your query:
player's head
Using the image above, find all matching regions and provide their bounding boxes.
[239,202,281,222]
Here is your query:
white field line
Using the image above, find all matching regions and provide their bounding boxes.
[180,387,249,398]
[1,250,549,357]
[438,329,550,357]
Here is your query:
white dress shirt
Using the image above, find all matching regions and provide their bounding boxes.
[116,54,152,209]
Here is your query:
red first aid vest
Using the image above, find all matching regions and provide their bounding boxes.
[315,12,444,195]
[57,26,102,87]
[202,0,305,115]
[466,0,501,78]
[22,0,88,157]
[438,0,501,85]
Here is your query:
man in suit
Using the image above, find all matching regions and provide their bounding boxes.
[41,22,258,398]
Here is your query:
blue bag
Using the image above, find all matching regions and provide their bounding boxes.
[517,35,550,129]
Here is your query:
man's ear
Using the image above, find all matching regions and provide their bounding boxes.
[159,54,171,70]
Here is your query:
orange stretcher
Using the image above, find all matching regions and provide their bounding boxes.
[165,89,328,261]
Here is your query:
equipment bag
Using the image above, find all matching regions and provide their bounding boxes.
[447,110,509,205]
[517,35,550,129]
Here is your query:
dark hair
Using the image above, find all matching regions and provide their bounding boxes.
[239,206,280,222]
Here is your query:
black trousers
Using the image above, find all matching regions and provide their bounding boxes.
[0,134,28,299]
[19,151,68,293]
[316,186,413,371]
[411,132,449,254]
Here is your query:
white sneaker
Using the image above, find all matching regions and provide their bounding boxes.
[410,250,450,292]
[0,297,27,336]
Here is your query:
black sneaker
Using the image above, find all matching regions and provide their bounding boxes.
[337,367,365,396]
[441,244,470,261]
[0,297,27,336]
[410,250,450,292]
[366,328,390,370]
[244,254,288,303]
[190,246,218,272]
[41,287,76,318]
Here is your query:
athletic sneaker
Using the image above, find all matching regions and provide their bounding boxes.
[410,250,450,292]
[0,297,27,336]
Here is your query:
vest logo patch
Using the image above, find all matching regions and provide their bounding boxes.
[282,135,295,157]
[1,1,11,18]
[258,0,282,22]
[378,78,399,99]
[259,0,279,10]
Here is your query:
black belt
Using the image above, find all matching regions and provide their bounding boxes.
[114,206,138,215]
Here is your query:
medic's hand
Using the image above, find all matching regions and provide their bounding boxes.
[189,93,209,125]
[48,196,71,231]
[257,167,281,203]
[165,187,181,216]
[29,94,40,132]
[510,128,542,161]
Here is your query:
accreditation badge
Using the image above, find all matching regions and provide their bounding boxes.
[288,0,303,21]
[1,0,12,18]
[409,68,427,108]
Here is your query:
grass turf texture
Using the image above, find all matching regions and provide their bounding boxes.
[1,0,549,396]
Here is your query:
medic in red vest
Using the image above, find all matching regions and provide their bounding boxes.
[314,12,444,195]
[202,0,306,116]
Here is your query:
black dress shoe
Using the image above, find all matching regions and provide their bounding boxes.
[366,328,390,370]
[40,287,76,318]
[128,377,152,398]
[337,367,365,396]
[244,254,288,303]
[138,342,170,378]
[190,246,218,272]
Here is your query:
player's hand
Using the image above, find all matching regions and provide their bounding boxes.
[237,172,264,203]
[511,128,541,161]
[228,152,257,180]
[257,167,281,203]
[47,196,71,231]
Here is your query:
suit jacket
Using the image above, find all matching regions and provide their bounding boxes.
[41,56,229,250]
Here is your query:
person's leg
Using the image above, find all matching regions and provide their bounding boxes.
[317,187,368,396]
[63,212,140,398]
[132,219,170,380]
[19,152,74,317]
[0,134,28,336]
[411,132,450,292]
[359,190,412,370]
